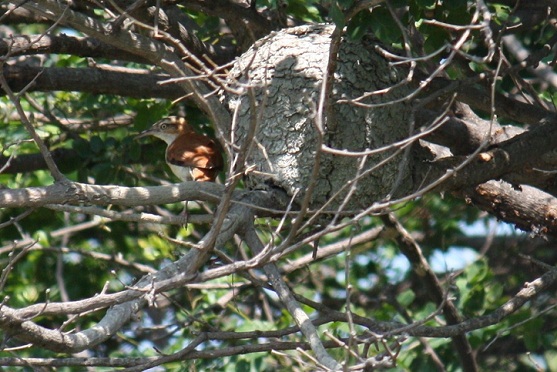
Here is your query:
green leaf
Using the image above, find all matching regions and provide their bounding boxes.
[337,0,354,8]
[330,2,346,28]
[442,0,467,10]
[346,10,373,40]
[18,285,40,303]
[522,317,544,351]
[286,0,322,22]
[90,135,104,154]
[369,7,401,44]
[72,137,91,158]
[416,0,436,9]
[397,289,415,307]
[90,163,114,184]
[546,350,557,371]
[33,230,50,248]
[421,25,450,54]
[466,260,488,283]
[134,102,170,130]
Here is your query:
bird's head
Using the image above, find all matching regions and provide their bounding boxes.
[135,116,193,144]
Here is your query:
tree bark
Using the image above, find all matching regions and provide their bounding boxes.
[223,24,414,212]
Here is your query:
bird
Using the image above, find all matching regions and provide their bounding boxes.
[135,116,224,182]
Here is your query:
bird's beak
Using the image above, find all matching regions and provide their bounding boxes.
[134,129,153,140]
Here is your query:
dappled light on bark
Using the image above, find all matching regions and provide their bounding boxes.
[225,24,414,212]
[2,1,557,371]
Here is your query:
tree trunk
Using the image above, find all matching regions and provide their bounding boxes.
[223,24,414,213]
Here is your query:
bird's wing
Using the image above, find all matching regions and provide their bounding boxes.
[166,134,223,170]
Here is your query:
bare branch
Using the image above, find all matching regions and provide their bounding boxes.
[0,34,148,62]
[423,117,557,193]
[464,181,557,235]
[242,224,342,370]
[381,213,478,372]
[2,64,183,99]
[19,0,231,133]
[0,181,224,208]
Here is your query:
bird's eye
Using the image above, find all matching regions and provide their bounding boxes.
[160,124,167,130]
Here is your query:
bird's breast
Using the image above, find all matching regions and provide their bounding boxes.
[168,163,193,182]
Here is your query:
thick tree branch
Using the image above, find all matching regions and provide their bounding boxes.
[423,117,557,193]
[417,103,557,234]
[0,3,48,23]
[464,181,557,236]
[425,75,554,126]
[0,34,148,62]
[0,181,224,208]
[0,148,80,174]
[418,102,523,156]
[2,64,183,99]
[0,141,166,175]
[404,116,557,236]
[4,260,553,360]
[0,339,354,368]
[0,188,288,353]
[0,271,203,352]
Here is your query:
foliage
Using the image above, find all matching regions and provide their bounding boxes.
[1,0,557,371]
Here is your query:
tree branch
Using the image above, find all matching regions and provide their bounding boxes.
[464,181,557,235]
[313,263,557,339]
[242,224,342,370]
[381,213,478,372]
[418,103,523,156]
[183,0,275,51]
[0,60,66,182]
[0,338,354,368]
[0,34,148,62]
[425,75,554,126]
[2,64,183,99]
[19,0,231,133]
[423,117,557,193]
[0,188,286,353]
[134,3,236,65]
[0,181,224,208]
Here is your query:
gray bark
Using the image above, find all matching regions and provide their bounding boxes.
[223,24,414,212]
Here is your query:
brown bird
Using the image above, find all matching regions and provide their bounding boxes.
[135,116,223,182]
